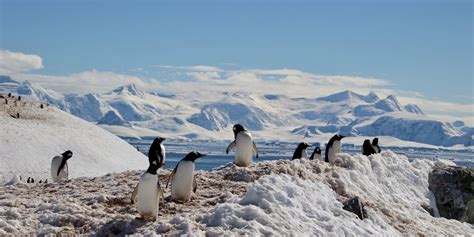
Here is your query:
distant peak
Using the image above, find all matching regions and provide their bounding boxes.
[0,75,19,84]
[112,83,145,97]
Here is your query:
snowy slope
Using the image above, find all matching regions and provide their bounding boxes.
[0,97,147,183]
[1,151,472,235]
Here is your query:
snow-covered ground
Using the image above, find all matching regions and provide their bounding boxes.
[0,97,147,183]
[1,151,472,235]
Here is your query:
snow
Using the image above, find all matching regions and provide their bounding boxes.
[1,151,472,235]
[1,76,473,148]
[0,97,147,183]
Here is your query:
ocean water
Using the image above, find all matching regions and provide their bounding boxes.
[127,138,474,170]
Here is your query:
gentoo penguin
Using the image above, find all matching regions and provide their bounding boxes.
[131,137,166,204]
[136,159,163,220]
[148,137,166,168]
[291,142,311,160]
[51,150,73,182]
[226,124,259,167]
[372,138,381,153]
[166,151,206,202]
[309,147,323,161]
[324,134,345,164]
[362,139,377,156]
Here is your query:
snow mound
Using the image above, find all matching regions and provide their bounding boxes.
[0,98,147,183]
[1,151,472,235]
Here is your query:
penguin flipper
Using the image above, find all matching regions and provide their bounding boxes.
[130,183,139,204]
[193,175,197,193]
[57,159,68,176]
[252,141,259,159]
[226,141,236,154]
[165,165,178,189]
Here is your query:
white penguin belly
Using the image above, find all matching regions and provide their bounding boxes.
[328,140,341,164]
[51,156,68,182]
[160,144,166,164]
[372,145,379,153]
[137,173,160,218]
[171,161,195,202]
[315,154,323,161]
[234,132,254,167]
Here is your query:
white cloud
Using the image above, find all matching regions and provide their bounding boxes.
[0,50,43,74]
[13,70,160,95]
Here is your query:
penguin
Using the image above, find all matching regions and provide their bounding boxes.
[148,137,166,168]
[291,142,311,160]
[226,124,259,167]
[362,139,377,156]
[136,159,163,220]
[166,151,206,202]
[372,138,381,153]
[40,104,44,109]
[309,147,323,161]
[130,137,166,205]
[51,150,73,182]
[27,177,31,183]
[324,134,345,164]
[8,93,11,97]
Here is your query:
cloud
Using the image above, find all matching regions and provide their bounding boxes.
[13,70,160,95]
[0,50,43,74]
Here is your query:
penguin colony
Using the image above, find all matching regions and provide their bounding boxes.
[5,96,382,222]
[127,123,381,220]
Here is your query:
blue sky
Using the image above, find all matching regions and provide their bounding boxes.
[0,0,472,106]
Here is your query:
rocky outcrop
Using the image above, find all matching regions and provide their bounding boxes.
[343,196,367,220]
[429,166,474,224]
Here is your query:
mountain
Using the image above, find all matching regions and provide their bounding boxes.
[0,75,471,147]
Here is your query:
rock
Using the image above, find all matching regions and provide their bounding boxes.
[429,166,474,224]
[343,196,367,220]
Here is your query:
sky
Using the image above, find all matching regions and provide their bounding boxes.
[0,0,472,118]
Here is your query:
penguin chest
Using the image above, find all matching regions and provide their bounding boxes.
[301,149,307,159]
[51,156,68,182]
[328,141,341,163]
[171,162,195,201]
[137,173,160,218]
[234,132,254,166]
[372,145,379,153]
[160,144,166,164]
[314,153,323,161]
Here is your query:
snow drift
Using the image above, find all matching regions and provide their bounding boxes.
[1,151,472,235]
[0,97,147,183]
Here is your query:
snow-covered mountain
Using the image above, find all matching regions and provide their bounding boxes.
[1,75,472,147]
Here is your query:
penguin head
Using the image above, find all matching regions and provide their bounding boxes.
[146,160,160,174]
[336,134,345,140]
[372,137,379,145]
[232,124,246,138]
[61,150,73,159]
[152,137,166,145]
[363,139,372,147]
[298,142,311,149]
[183,151,206,162]
[314,147,321,154]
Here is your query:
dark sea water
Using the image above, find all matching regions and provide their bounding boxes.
[127,138,474,170]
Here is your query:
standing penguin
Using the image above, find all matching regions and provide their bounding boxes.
[372,138,381,153]
[226,124,259,167]
[166,151,206,202]
[362,139,377,156]
[148,137,166,168]
[291,142,311,160]
[309,147,323,161]
[131,137,166,204]
[136,158,163,220]
[51,150,73,182]
[324,134,345,164]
